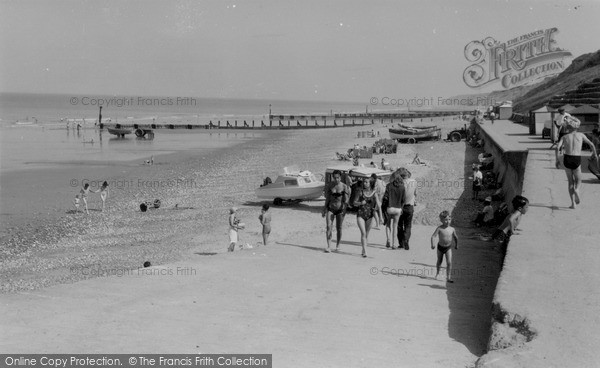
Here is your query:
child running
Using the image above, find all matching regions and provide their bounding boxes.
[259,204,271,245]
[431,211,459,283]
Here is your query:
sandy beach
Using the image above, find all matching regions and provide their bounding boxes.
[1,116,476,292]
[0,115,507,366]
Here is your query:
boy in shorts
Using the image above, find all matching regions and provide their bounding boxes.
[431,211,459,283]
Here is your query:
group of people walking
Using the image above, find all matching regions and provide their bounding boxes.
[322,168,417,257]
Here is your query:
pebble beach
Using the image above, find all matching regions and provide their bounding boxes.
[1,115,492,293]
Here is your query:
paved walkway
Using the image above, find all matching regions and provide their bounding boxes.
[475,121,600,367]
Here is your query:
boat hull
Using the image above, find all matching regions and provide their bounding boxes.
[107,128,133,136]
[397,123,439,131]
[255,184,324,201]
[389,128,441,141]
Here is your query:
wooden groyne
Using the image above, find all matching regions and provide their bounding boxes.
[99,111,473,131]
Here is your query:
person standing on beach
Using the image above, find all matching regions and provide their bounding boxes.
[554,116,598,209]
[78,183,97,215]
[431,211,458,283]
[397,168,416,250]
[383,170,404,249]
[352,178,382,258]
[228,207,244,252]
[370,173,386,227]
[259,204,271,245]
[99,181,109,212]
[322,170,350,253]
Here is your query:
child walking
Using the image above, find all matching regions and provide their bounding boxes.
[78,183,97,215]
[431,211,459,283]
[259,204,272,245]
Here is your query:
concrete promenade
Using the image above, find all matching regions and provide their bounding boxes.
[475,121,600,367]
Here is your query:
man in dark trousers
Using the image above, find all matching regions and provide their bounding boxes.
[397,168,417,250]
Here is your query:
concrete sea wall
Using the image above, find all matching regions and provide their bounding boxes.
[475,124,528,211]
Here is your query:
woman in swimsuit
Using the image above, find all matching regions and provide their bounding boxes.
[352,178,382,258]
[383,170,405,249]
[322,170,350,253]
[555,116,598,209]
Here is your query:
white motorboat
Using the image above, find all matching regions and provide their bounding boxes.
[256,166,325,205]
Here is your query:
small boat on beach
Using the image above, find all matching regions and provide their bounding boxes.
[107,127,133,137]
[389,127,441,143]
[256,166,325,205]
[397,123,439,131]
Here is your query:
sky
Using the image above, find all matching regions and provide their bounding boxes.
[1,0,599,103]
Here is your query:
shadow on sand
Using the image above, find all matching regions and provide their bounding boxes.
[444,141,503,357]
[242,199,324,214]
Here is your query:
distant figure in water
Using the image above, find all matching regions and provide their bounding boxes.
[555,116,598,208]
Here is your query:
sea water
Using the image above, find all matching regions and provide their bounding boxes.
[0,93,368,237]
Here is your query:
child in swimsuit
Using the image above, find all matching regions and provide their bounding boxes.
[259,204,272,246]
[79,183,97,215]
[353,179,382,258]
[99,181,109,212]
[431,211,459,283]
[73,194,81,212]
